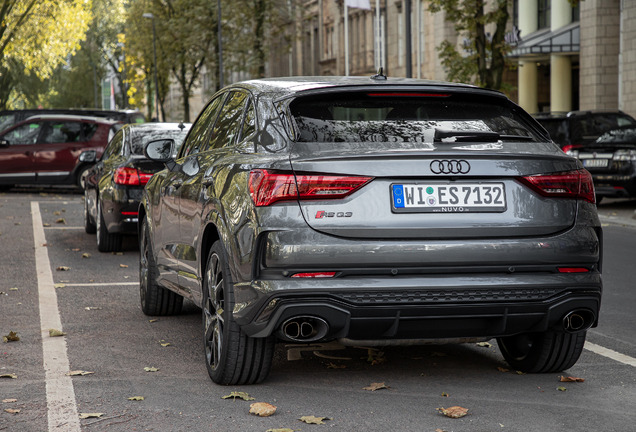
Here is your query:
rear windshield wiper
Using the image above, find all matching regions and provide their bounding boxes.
[434,129,535,143]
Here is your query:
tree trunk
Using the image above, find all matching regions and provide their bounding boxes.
[252,0,267,78]
[180,63,190,122]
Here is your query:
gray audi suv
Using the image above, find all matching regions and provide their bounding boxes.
[139,76,602,385]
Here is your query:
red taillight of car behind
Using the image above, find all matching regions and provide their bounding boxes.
[518,169,596,204]
[114,167,153,186]
[249,169,373,207]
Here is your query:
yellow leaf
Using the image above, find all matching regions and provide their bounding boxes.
[3,331,20,343]
[149,319,158,323]
[53,211,60,215]
[79,413,103,419]
[441,392,450,397]
[560,376,585,382]
[4,408,20,414]
[362,382,389,391]
[128,396,145,401]
[557,386,567,391]
[437,406,469,418]
[249,402,277,417]
[56,266,70,271]
[82,253,91,258]
[144,367,159,372]
[2,399,17,403]
[299,416,331,425]
[9,288,18,291]
[161,343,170,347]
[476,342,493,348]
[221,392,254,401]
[516,371,526,375]
[54,284,66,288]
[0,374,17,379]
[49,329,66,337]
[67,371,94,376]
[120,264,129,268]
[84,307,102,310]
[43,223,51,227]
[55,218,66,224]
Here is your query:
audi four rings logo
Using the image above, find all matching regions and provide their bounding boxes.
[430,159,471,174]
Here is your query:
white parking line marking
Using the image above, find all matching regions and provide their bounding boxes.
[44,227,84,230]
[60,282,138,287]
[585,341,636,367]
[31,202,81,432]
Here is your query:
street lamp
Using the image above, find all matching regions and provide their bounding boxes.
[116,42,127,109]
[142,13,160,121]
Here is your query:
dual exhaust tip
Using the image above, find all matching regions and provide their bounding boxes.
[562,309,595,333]
[281,316,329,342]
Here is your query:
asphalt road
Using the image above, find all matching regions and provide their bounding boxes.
[1,188,636,432]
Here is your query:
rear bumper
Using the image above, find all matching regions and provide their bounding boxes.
[233,273,602,341]
[102,188,143,234]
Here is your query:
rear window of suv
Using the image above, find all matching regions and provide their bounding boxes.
[289,92,541,143]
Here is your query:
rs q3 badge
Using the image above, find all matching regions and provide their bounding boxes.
[316,211,353,218]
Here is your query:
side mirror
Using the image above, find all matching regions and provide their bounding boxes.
[145,139,175,162]
[79,150,97,163]
[0,139,9,148]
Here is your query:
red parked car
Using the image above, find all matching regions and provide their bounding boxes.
[0,114,122,190]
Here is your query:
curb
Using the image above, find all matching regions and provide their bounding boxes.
[598,214,636,229]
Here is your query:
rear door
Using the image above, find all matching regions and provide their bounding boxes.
[286,89,579,240]
[34,120,84,183]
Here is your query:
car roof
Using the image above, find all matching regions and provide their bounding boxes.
[122,122,192,133]
[533,110,629,119]
[230,76,497,99]
[19,114,121,124]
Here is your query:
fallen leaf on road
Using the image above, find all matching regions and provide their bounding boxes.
[2,399,17,403]
[557,386,567,392]
[67,371,94,376]
[476,342,493,348]
[14,222,20,225]
[516,371,526,375]
[435,429,449,432]
[149,319,158,323]
[441,392,449,397]
[56,266,70,271]
[128,396,145,401]
[85,307,102,310]
[266,429,297,432]
[79,413,103,419]
[120,264,128,268]
[299,416,331,425]
[497,367,509,372]
[55,218,65,224]
[112,252,124,255]
[144,367,159,372]
[41,243,49,247]
[0,374,17,379]
[221,392,254,401]
[72,248,80,251]
[4,408,20,414]
[560,376,585,383]
[363,382,389,391]
[53,211,60,215]
[437,406,468,418]
[9,288,18,291]
[161,343,171,347]
[3,331,19,343]
[82,253,91,258]
[54,283,66,289]
[327,362,346,369]
[43,223,51,227]
[367,348,386,364]
[249,402,277,417]
[49,329,66,337]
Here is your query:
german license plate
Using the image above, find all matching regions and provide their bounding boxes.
[391,183,506,213]
[583,159,609,168]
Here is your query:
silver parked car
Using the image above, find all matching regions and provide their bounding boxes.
[139,75,602,385]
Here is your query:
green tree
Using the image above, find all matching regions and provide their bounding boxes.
[428,0,512,91]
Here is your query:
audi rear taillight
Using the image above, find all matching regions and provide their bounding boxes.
[249,169,373,207]
[518,169,595,204]
[114,167,153,186]
[291,272,336,278]
[558,267,590,273]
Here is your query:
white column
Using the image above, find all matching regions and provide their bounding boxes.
[551,0,572,30]
[551,55,572,112]
[519,61,539,113]
[519,0,538,38]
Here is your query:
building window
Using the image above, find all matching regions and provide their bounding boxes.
[398,9,404,67]
[538,0,551,29]
[572,3,580,22]
[513,0,519,28]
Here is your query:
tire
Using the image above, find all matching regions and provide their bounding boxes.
[139,218,183,316]
[76,165,92,189]
[84,192,96,234]
[497,330,587,373]
[96,199,122,252]
[203,240,275,385]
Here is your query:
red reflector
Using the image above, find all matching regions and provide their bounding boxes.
[518,169,596,204]
[558,267,590,273]
[367,92,451,97]
[114,167,153,186]
[614,186,625,190]
[562,144,583,153]
[290,272,336,278]
[121,211,138,216]
[249,169,373,207]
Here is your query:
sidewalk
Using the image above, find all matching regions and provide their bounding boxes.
[597,198,636,228]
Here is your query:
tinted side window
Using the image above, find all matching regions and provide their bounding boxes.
[241,98,256,141]
[3,122,43,145]
[209,91,248,150]
[101,130,124,160]
[83,123,99,141]
[42,122,83,143]
[0,114,16,134]
[179,96,225,158]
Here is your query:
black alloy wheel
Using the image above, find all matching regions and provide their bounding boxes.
[497,330,587,373]
[96,199,122,252]
[84,192,96,234]
[139,218,183,316]
[203,240,275,385]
